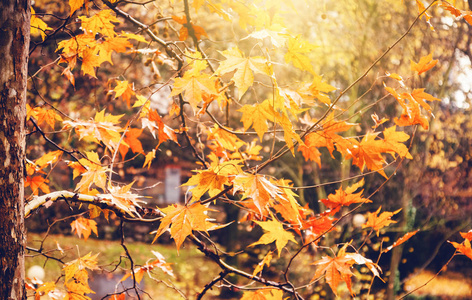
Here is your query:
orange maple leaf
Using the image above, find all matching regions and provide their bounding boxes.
[411,52,438,75]
[70,217,98,241]
[321,179,370,210]
[449,239,472,261]
[362,206,401,235]
[25,176,50,195]
[147,109,178,147]
[460,230,472,241]
[74,151,109,193]
[312,243,381,296]
[311,244,355,296]
[118,127,144,159]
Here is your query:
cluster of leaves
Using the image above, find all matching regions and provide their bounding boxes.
[24,0,472,299]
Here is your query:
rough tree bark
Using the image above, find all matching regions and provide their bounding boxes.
[0,0,30,299]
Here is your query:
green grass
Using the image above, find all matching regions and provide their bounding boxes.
[26,233,220,299]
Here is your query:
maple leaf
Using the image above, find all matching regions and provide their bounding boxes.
[299,113,353,161]
[97,35,133,64]
[298,74,337,105]
[172,15,208,41]
[384,230,419,253]
[238,100,278,141]
[153,203,219,250]
[449,239,472,261]
[64,109,125,151]
[118,127,144,159]
[71,217,98,241]
[233,173,283,214]
[302,216,336,241]
[284,35,316,74]
[311,243,355,296]
[170,66,218,112]
[416,0,435,30]
[207,124,246,151]
[121,250,174,283]
[98,182,146,217]
[63,253,99,299]
[31,7,51,41]
[143,149,156,169]
[321,179,370,210]
[460,230,472,241]
[147,109,179,147]
[379,125,413,159]
[347,133,387,177]
[25,176,50,195]
[411,52,438,75]
[29,106,63,129]
[407,88,441,114]
[34,150,63,169]
[394,100,430,130]
[114,80,135,107]
[81,48,102,77]
[69,0,89,15]
[244,26,287,48]
[240,289,283,300]
[75,151,109,193]
[250,217,297,257]
[35,281,56,297]
[183,157,241,201]
[216,47,272,99]
[252,251,273,277]
[362,206,402,236]
[79,9,119,38]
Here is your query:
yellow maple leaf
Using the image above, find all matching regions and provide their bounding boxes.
[34,150,63,169]
[207,124,246,151]
[252,251,273,277]
[75,151,109,193]
[284,35,316,74]
[216,47,272,99]
[183,156,241,201]
[233,173,284,214]
[170,67,218,112]
[78,9,119,38]
[64,109,125,151]
[114,80,135,107]
[153,203,219,250]
[31,7,51,41]
[98,182,145,217]
[238,100,278,141]
[250,217,297,257]
[69,0,89,16]
[143,149,156,169]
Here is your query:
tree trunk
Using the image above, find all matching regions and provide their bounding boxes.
[0,0,30,299]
